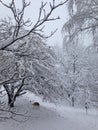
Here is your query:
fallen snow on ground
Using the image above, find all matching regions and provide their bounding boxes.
[0,92,98,130]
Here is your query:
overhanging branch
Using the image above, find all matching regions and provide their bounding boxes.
[0,0,69,50]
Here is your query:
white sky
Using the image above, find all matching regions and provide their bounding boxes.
[0,0,69,46]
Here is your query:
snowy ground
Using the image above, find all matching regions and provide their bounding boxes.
[0,92,98,130]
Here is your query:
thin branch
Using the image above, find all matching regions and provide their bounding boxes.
[33,28,58,39]
[15,78,25,97]
[0,73,18,85]
[80,24,98,31]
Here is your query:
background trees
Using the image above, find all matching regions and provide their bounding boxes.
[60,0,98,107]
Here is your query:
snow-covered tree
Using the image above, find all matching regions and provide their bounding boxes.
[61,0,98,107]
[0,0,68,107]
[63,0,98,49]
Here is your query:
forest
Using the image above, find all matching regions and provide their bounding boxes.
[0,0,98,130]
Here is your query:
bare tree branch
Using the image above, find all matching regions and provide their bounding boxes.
[80,24,98,31]
[0,0,68,50]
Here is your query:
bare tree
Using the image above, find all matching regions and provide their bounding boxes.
[0,0,68,50]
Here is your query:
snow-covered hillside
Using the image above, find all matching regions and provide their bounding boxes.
[0,92,98,130]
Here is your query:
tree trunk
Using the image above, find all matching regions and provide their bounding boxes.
[7,94,15,107]
[3,78,25,108]
[8,94,11,105]
[71,96,75,107]
[9,101,14,107]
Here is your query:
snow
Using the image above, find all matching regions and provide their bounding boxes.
[0,92,98,130]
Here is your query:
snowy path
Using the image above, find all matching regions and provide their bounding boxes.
[0,94,98,130]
